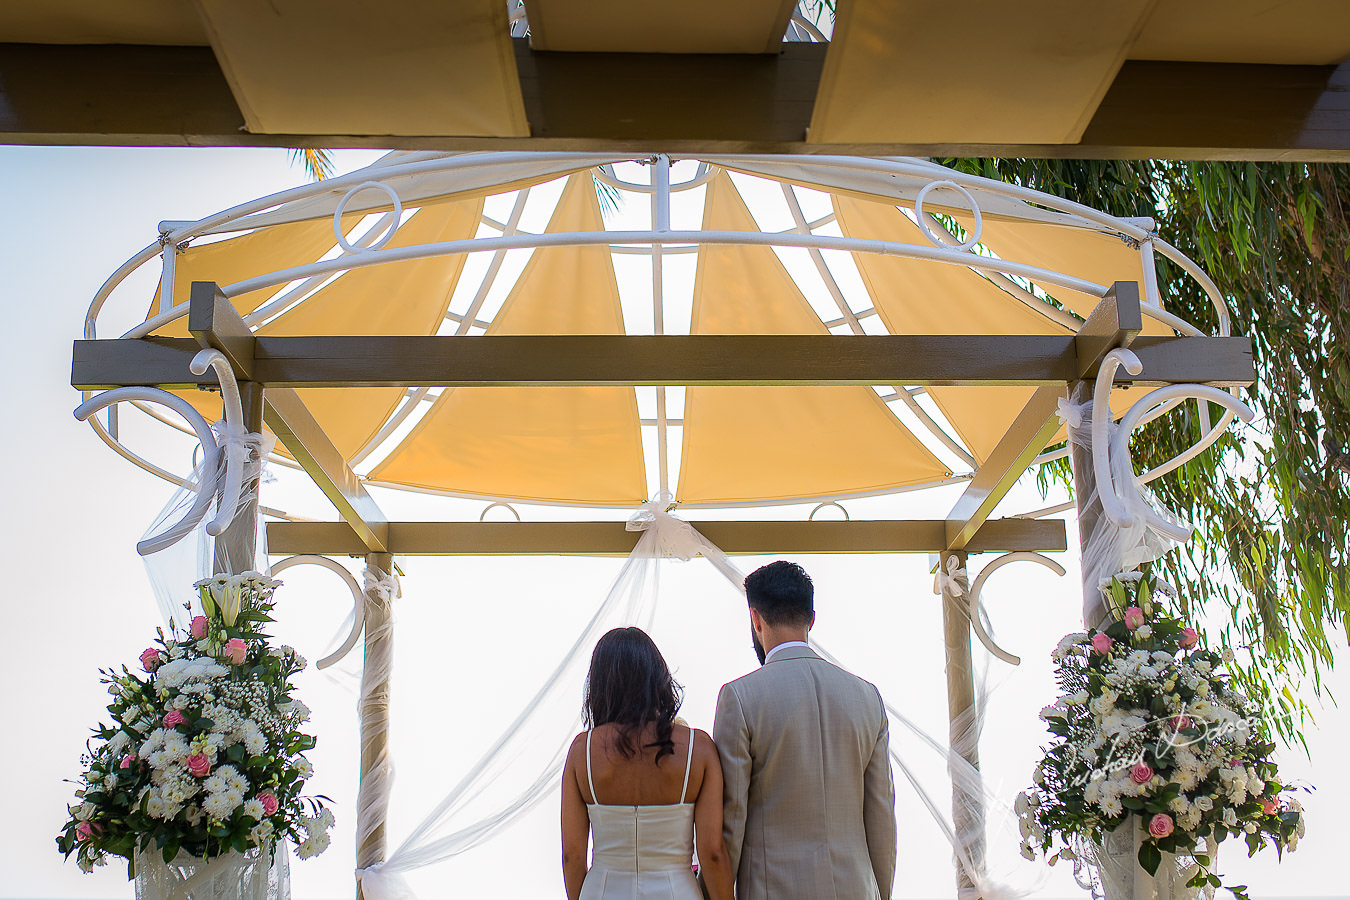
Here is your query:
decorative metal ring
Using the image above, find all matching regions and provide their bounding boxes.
[334,181,403,253]
[480,501,522,522]
[914,179,983,251]
[268,555,367,670]
[968,551,1066,665]
[808,501,850,522]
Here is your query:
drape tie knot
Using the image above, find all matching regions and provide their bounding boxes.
[626,492,706,561]
[363,567,401,605]
[935,555,967,599]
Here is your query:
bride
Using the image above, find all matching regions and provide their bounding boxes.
[561,627,735,900]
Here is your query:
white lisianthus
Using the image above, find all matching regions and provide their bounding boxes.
[1222,648,1236,663]
[1194,795,1215,812]
[1221,807,1238,827]
[1136,626,1154,639]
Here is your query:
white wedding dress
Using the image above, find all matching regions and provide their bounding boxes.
[579,729,702,900]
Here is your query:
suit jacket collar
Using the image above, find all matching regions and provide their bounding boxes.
[765,644,820,664]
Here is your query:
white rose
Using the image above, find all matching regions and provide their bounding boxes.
[1222,807,1238,827]
[1194,795,1214,812]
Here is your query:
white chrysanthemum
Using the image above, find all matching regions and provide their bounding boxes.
[146,795,167,818]
[1100,797,1124,817]
[295,838,319,859]
[243,728,267,755]
[1084,782,1102,804]
[202,791,237,820]
[295,758,314,779]
[243,798,266,820]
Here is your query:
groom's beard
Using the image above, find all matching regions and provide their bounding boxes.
[751,627,767,666]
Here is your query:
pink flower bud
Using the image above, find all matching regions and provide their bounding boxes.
[185,753,212,778]
[224,638,248,666]
[1091,633,1114,654]
[257,791,279,816]
[1131,761,1154,784]
[1179,627,1199,649]
[120,754,136,769]
[1260,796,1281,816]
[190,616,210,639]
[75,821,101,842]
[139,648,163,673]
[163,709,185,728]
[1123,607,1146,630]
[1169,715,1192,732]
[1148,813,1174,838]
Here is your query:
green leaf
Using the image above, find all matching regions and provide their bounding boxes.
[1138,842,1162,876]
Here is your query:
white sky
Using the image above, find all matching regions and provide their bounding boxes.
[0,146,1344,899]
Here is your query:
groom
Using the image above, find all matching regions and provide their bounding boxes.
[712,561,896,899]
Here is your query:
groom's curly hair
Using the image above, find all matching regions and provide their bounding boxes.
[585,627,684,764]
[745,560,814,627]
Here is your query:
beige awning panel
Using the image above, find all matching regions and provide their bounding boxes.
[191,0,527,137]
[371,175,647,505]
[808,0,1156,145]
[1131,0,1350,65]
[527,0,795,53]
[677,174,950,503]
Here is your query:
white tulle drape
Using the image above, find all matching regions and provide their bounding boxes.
[134,843,289,900]
[355,495,1037,900]
[1062,396,1208,900]
[141,422,274,627]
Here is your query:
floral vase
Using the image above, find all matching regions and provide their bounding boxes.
[134,843,289,900]
[1088,819,1204,900]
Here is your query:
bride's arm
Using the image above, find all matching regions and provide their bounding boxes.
[561,734,591,900]
[692,730,735,900]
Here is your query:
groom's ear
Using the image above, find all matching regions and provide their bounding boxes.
[808,611,816,630]
[749,607,764,630]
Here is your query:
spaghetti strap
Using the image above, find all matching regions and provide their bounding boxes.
[585,729,598,805]
[679,726,694,803]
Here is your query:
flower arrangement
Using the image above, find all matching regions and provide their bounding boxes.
[1016,571,1306,898]
[57,572,334,876]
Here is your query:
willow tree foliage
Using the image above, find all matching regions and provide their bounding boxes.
[940,159,1349,744]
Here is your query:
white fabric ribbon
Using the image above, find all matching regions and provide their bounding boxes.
[363,566,402,604]
[935,555,968,599]
[1057,395,1085,428]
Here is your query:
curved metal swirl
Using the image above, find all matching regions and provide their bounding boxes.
[967,552,1067,665]
[189,349,247,537]
[268,554,368,669]
[74,388,222,556]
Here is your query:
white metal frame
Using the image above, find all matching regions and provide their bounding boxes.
[82,152,1238,520]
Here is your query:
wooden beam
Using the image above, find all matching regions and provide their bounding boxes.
[70,334,1256,390]
[265,518,1067,557]
[188,282,255,379]
[943,386,1067,551]
[265,387,390,553]
[3,43,1347,160]
[944,282,1143,550]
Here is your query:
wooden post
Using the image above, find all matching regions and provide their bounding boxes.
[356,551,395,900]
[1068,380,1110,630]
[212,380,264,574]
[939,549,985,894]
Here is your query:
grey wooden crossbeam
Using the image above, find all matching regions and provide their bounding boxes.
[3,43,1349,160]
[266,518,1067,557]
[943,283,1144,551]
[71,334,1254,390]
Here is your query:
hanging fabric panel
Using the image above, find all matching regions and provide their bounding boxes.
[370,175,647,504]
[677,173,950,503]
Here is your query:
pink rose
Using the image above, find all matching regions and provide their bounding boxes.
[1260,796,1281,816]
[1091,633,1113,654]
[190,616,210,639]
[224,638,248,666]
[1148,813,1175,838]
[1170,715,1192,732]
[75,821,100,842]
[163,709,185,728]
[120,754,136,769]
[1179,627,1199,649]
[257,791,279,816]
[185,753,212,778]
[1123,607,1146,630]
[1131,761,1154,784]
[140,648,163,672]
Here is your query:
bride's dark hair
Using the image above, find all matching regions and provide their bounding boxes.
[584,627,684,764]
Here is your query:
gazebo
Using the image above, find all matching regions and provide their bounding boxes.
[70,151,1254,895]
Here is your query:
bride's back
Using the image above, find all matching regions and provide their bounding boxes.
[584,722,704,807]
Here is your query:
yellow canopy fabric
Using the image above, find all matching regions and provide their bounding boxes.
[148,196,483,459]
[370,175,648,504]
[677,174,950,503]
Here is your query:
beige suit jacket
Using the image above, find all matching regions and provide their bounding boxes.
[713,645,896,900]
